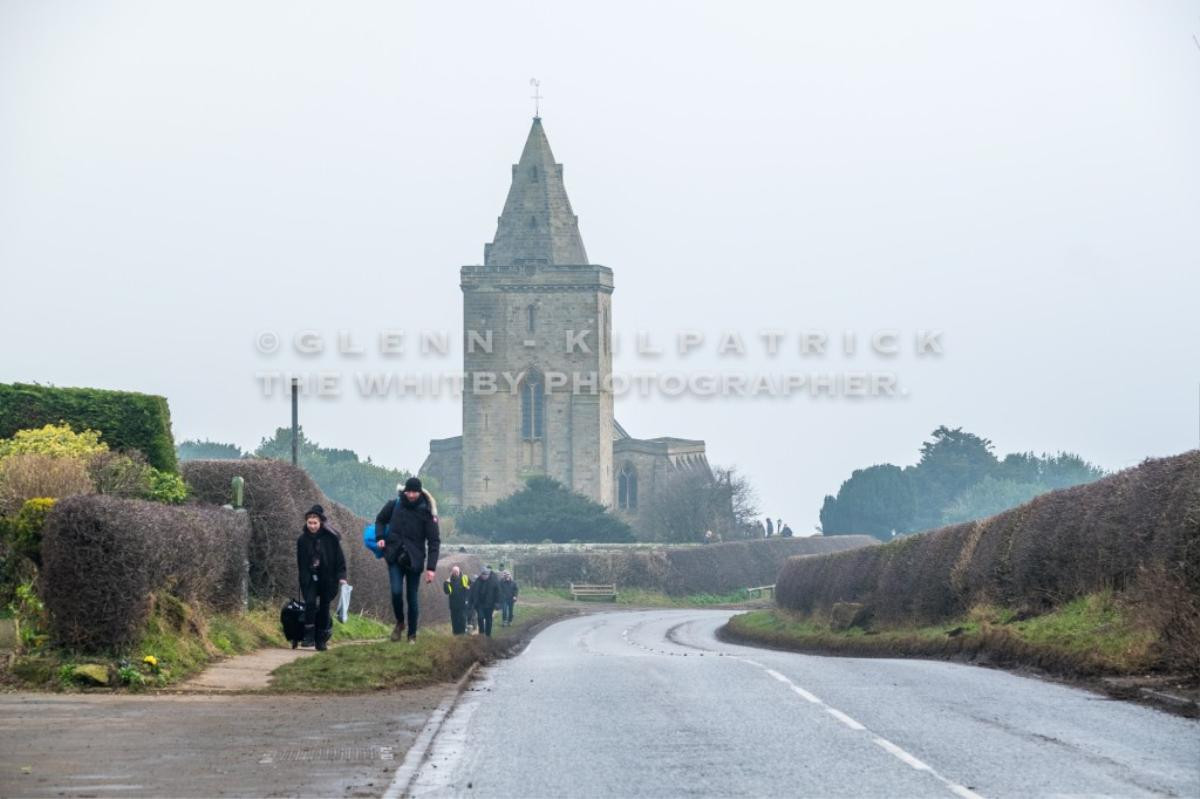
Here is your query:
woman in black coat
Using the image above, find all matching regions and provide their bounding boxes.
[296,504,347,650]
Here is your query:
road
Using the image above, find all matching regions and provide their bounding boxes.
[401,609,1200,799]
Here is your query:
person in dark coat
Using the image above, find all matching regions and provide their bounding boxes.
[470,567,500,637]
[498,571,519,627]
[295,504,346,651]
[443,565,471,635]
[375,477,441,643]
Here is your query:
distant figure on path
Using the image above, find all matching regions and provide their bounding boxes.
[498,571,519,627]
[295,504,346,651]
[781,523,794,538]
[375,477,441,644]
[443,565,471,635]
[471,566,500,637]
[765,517,774,537]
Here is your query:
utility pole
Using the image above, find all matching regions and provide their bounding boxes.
[290,377,299,466]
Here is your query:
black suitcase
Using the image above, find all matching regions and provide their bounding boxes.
[280,599,307,648]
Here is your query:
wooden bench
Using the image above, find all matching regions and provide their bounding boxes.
[569,582,618,601]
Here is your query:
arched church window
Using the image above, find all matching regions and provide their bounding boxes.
[520,369,544,440]
[618,462,638,510]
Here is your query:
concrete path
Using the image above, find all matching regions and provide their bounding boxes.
[177,646,314,693]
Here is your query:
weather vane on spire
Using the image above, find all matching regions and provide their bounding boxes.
[530,78,542,118]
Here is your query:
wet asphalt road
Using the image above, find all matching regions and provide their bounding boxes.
[405,610,1200,799]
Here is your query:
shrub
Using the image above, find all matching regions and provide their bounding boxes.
[458,476,634,543]
[41,495,252,651]
[0,453,94,514]
[0,383,178,472]
[87,450,187,504]
[146,469,188,504]
[1,497,56,567]
[0,423,107,459]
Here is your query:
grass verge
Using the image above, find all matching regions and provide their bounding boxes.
[268,605,571,693]
[4,595,391,691]
[722,592,1159,678]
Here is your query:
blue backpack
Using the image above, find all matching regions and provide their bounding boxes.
[362,499,395,560]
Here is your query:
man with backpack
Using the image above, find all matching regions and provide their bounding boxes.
[295,504,346,651]
[374,477,441,643]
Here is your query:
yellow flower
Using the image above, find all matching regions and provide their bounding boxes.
[143,655,158,668]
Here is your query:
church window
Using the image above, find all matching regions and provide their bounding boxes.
[520,370,545,440]
[527,304,536,333]
[618,462,638,510]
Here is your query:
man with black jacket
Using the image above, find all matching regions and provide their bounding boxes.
[295,504,347,651]
[470,566,500,637]
[375,477,441,643]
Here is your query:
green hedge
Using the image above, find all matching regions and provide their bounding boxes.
[0,383,178,473]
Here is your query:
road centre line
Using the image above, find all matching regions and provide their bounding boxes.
[739,658,984,799]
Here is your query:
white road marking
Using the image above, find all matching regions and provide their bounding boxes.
[826,707,867,731]
[736,655,984,799]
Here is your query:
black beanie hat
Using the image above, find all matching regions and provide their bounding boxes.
[305,504,326,521]
[404,477,422,493]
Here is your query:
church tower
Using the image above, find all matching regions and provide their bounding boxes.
[460,118,614,508]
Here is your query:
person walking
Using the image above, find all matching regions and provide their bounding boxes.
[374,477,441,643]
[295,504,346,651]
[498,571,519,627]
[443,565,471,635]
[765,517,774,537]
[470,566,500,637]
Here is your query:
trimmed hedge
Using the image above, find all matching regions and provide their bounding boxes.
[516,536,878,596]
[776,450,1200,626]
[182,459,479,626]
[41,495,251,651]
[0,383,178,473]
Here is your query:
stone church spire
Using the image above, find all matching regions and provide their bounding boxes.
[484,118,589,266]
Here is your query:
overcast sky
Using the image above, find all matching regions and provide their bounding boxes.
[2,1,1198,530]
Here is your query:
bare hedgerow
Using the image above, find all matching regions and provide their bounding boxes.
[775,450,1200,672]
[182,459,477,625]
[41,495,251,651]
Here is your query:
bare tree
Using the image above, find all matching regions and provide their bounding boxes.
[640,463,759,543]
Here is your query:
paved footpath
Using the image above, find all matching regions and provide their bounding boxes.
[178,646,315,692]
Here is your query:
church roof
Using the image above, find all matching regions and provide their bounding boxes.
[484,118,589,266]
[612,419,632,441]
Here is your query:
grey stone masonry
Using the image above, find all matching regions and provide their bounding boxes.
[460,119,613,509]
[484,117,589,267]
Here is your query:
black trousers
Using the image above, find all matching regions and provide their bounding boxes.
[476,606,494,637]
[449,604,468,635]
[388,561,422,637]
[302,582,333,641]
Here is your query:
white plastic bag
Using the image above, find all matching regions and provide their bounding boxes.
[336,582,353,623]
